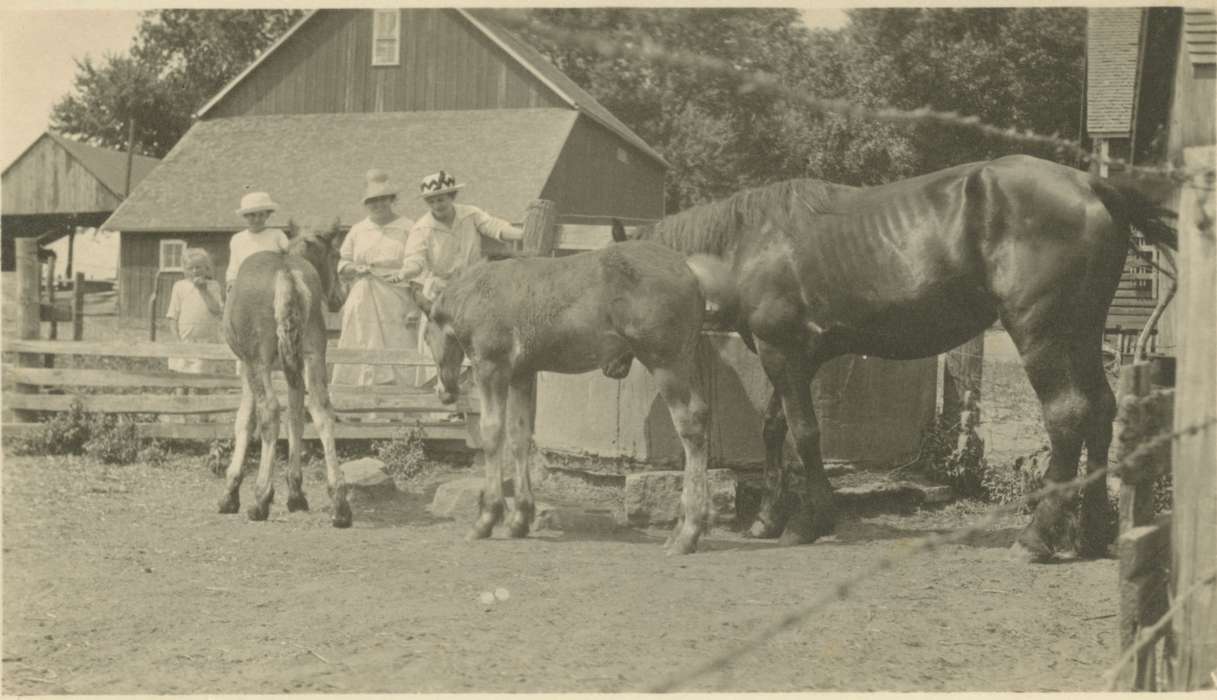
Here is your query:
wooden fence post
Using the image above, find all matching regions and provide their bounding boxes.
[14,238,43,423]
[941,334,984,466]
[1171,145,1216,690]
[44,254,58,343]
[72,272,85,341]
[521,199,559,256]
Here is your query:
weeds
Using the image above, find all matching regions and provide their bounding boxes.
[372,427,429,480]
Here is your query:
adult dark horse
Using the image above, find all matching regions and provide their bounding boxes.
[412,241,734,554]
[218,221,350,527]
[615,155,1177,562]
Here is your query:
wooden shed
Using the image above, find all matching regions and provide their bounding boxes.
[103,8,667,320]
[1086,7,1216,356]
[1,131,157,272]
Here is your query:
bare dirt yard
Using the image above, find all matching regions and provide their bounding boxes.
[2,451,1121,694]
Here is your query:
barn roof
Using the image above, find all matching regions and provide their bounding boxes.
[1086,8,1144,137]
[2,131,160,201]
[1184,8,1216,66]
[194,9,666,167]
[102,109,578,232]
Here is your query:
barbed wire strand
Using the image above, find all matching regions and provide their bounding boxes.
[646,417,1215,693]
[487,11,1216,188]
[1103,565,1217,691]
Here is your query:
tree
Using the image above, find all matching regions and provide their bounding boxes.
[51,9,301,157]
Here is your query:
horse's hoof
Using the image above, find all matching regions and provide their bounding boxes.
[466,521,495,541]
[331,501,352,528]
[1011,526,1054,563]
[246,504,270,522]
[777,526,815,547]
[507,517,531,539]
[665,533,699,556]
[287,494,310,513]
[746,517,781,539]
[217,493,240,514]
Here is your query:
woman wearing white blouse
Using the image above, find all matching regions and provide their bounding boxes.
[331,170,418,389]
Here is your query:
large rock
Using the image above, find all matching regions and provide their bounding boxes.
[428,477,514,519]
[339,458,396,498]
[624,469,738,527]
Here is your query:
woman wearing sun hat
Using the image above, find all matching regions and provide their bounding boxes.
[225,190,290,290]
[331,169,418,391]
[388,170,524,299]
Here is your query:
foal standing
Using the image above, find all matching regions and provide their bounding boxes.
[218,222,351,527]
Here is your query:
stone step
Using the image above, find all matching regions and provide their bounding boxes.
[428,464,955,535]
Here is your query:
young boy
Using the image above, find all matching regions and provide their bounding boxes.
[166,248,224,375]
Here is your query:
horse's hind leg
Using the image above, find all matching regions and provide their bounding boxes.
[1012,332,1116,561]
[651,359,710,555]
[469,362,509,540]
[748,388,791,539]
[758,340,836,546]
[304,354,349,528]
[506,373,537,538]
[218,364,257,514]
[247,364,279,522]
[283,368,309,513]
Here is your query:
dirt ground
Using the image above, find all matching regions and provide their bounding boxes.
[2,452,1122,694]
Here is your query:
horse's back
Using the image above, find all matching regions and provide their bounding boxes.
[225,251,325,364]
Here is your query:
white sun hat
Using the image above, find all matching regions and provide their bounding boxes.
[236,191,279,216]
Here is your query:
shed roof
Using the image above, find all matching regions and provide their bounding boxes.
[194,9,666,167]
[2,131,160,201]
[103,109,578,232]
[1086,8,1144,137]
[1184,8,1216,66]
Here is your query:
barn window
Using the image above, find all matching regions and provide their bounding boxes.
[159,239,186,272]
[372,10,400,66]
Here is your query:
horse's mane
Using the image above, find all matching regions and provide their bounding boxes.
[638,179,859,255]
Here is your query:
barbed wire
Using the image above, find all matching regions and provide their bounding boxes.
[1103,564,1217,691]
[645,416,1216,693]
[487,10,1216,188]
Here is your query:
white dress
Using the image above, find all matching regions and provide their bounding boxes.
[331,215,418,387]
[226,228,290,285]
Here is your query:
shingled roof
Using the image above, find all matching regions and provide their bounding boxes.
[2,131,160,200]
[1184,9,1216,66]
[103,109,577,232]
[1086,8,1144,137]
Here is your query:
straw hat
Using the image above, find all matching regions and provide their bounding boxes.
[419,170,465,198]
[362,169,399,203]
[236,191,278,216]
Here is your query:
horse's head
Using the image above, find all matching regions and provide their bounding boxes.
[408,284,465,405]
[288,217,346,312]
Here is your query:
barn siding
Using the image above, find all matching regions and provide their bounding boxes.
[542,115,665,224]
[2,136,122,215]
[1167,19,1217,160]
[119,232,231,319]
[207,10,567,119]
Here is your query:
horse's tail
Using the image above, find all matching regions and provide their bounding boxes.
[686,253,741,332]
[273,268,312,373]
[1094,177,1179,252]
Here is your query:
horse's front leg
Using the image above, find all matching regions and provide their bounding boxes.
[748,387,791,539]
[469,363,509,540]
[304,354,349,527]
[758,341,836,546]
[283,368,309,513]
[247,365,280,521]
[218,364,256,514]
[652,360,710,555]
[506,373,537,538]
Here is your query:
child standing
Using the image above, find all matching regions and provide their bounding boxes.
[165,248,224,422]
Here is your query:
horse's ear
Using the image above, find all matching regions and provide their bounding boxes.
[315,217,342,244]
[284,218,299,239]
[611,218,628,243]
[409,284,432,318]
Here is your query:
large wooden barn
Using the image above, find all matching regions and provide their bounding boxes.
[104,8,668,319]
[1086,7,1216,355]
[2,131,158,273]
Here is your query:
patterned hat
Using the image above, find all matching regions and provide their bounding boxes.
[419,170,465,198]
[362,169,399,203]
[236,191,278,216]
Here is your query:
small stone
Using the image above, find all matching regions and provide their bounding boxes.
[478,591,495,605]
[624,469,737,527]
[494,588,510,601]
[339,458,396,498]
